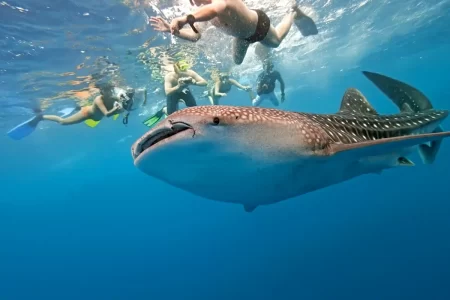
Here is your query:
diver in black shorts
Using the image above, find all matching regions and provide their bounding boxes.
[150,0,318,65]
[142,60,207,128]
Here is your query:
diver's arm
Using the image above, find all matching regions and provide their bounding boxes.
[151,15,201,42]
[188,70,208,86]
[171,3,225,41]
[214,80,222,96]
[95,96,119,116]
[189,2,226,22]
[175,28,201,42]
[229,79,249,90]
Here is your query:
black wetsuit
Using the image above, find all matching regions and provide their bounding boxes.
[256,70,282,95]
[167,88,196,115]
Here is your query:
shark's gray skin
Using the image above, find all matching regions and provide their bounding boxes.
[131,71,450,212]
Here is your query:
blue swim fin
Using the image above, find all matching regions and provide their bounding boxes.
[7,115,43,140]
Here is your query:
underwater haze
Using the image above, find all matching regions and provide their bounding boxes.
[1,0,450,299]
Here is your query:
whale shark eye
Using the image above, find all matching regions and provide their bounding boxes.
[212,117,220,125]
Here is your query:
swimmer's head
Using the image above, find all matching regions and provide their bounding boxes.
[219,72,229,81]
[174,60,190,73]
[97,82,115,98]
[263,60,274,73]
[125,87,135,100]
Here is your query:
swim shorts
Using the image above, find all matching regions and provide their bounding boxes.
[245,9,271,43]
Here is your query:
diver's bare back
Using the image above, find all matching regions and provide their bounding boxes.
[209,0,258,38]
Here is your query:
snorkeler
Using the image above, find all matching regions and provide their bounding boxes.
[7,84,135,140]
[149,0,318,65]
[143,60,207,127]
[251,60,285,107]
[208,72,251,105]
[42,84,135,126]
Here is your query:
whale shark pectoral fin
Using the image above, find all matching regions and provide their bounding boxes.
[330,131,450,160]
[419,125,443,164]
[244,204,257,213]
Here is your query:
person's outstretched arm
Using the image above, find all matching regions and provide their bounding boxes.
[229,78,251,91]
[150,16,201,42]
[170,2,226,36]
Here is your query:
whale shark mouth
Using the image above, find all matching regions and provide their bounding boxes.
[133,122,194,160]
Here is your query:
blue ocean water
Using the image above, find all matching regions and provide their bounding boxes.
[1,0,450,299]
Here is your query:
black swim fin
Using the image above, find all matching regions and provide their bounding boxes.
[143,107,167,128]
[294,7,318,36]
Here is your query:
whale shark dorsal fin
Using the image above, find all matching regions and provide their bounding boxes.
[338,88,378,115]
[362,71,433,113]
[244,204,257,213]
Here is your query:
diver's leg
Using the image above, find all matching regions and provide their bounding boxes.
[166,95,178,115]
[261,11,296,47]
[183,92,197,107]
[252,95,263,107]
[232,38,251,65]
[43,111,87,125]
[269,92,279,106]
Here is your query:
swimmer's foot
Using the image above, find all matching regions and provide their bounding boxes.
[291,5,318,36]
[291,5,306,20]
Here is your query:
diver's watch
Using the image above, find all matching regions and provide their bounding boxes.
[186,14,198,33]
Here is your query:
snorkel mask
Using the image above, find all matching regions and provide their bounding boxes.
[219,72,229,81]
[176,60,190,72]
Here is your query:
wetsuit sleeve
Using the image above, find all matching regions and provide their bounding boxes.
[275,71,285,94]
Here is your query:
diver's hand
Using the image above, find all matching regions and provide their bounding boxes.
[114,101,123,110]
[218,93,227,97]
[177,78,189,88]
[178,77,193,86]
[149,16,170,32]
[243,86,251,91]
[170,16,188,35]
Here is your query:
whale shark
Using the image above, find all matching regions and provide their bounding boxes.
[131,71,450,212]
